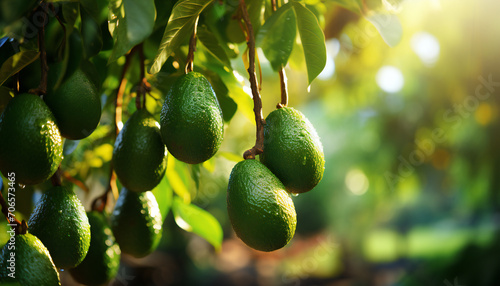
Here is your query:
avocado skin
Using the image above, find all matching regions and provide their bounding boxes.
[70,211,121,285]
[227,159,296,252]
[28,186,91,269]
[0,233,61,286]
[160,72,224,164]
[113,109,167,192]
[260,107,325,194]
[110,188,163,258]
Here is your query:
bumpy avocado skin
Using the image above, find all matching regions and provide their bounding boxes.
[28,186,91,269]
[110,188,163,258]
[0,93,63,185]
[227,159,296,252]
[160,72,224,164]
[113,109,167,192]
[0,233,61,286]
[70,211,121,285]
[44,69,101,140]
[260,107,325,194]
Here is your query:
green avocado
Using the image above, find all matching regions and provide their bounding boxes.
[44,69,101,140]
[28,186,91,269]
[113,109,167,192]
[160,72,224,164]
[70,211,121,285]
[0,93,63,185]
[110,188,163,258]
[227,159,296,252]
[260,107,325,194]
[0,233,60,286]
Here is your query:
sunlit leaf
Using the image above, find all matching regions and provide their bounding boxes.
[0,50,39,86]
[292,1,326,86]
[150,0,215,74]
[218,151,243,162]
[197,25,231,68]
[202,157,216,173]
[257,2,296,71]
[152,175,173,220]
[108,0,156,63]
[190,164,200,191]
[166,155,191,203]
[366,13,402,47]
[172,196,223,250]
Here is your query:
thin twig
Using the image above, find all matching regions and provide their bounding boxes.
[29,5,48,96]
[136,44,151,109]
[50,167,62,186]
[61,171,90,193]
[271,0,288,108]
[185,16,199,74]
[91,50,134,212]
[240,0,265,160]
[0,189,24,235]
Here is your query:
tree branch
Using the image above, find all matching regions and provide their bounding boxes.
[185,16,200,74]
[92,50,134,212]
[240,0,265,160]
[0,188,24,235]
[30,5,48,96]
[50,166,62,186]
[136,44,151,109]
[271,0,288,108]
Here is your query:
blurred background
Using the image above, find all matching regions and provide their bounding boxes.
[3,0,500,285]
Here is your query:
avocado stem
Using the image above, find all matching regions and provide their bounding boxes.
[185,16,200,74]
[91,51,134,212]
[271,0,288,109]
[29,4,49,96]
[50,166,62,186]
[0,189,23,234]
[240,0,265,160]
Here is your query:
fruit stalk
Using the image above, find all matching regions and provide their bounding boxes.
[50,167,62,186]
[92,50,135,211]
[136,43,150,109]
[240,0,265,160]
[30,4,49,96]
[272,0,288,108]
[0,190,24,234]
[185,16,200,74]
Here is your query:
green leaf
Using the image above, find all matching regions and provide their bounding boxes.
[0,86,13,114]
[190,164,200,191]
[366,13,402,47]
[108,0,156,63]
[152,175,173,220]
[80,8,103,58]
[166,155,191,204]
[257,2,296,71]
[329,0,361,13]
[292,1,326,86]
[203,70,237,122]
[150,0,215,74]
[172,196,223,250]
[218,151,243,162]
[197,25,231,68]
[0,50,39,86]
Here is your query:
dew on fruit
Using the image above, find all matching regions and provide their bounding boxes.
[292,193,299,197]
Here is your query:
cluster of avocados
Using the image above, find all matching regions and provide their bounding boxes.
[0,69,225,285]
[227,106,325,252]
[0,68,102,285]
[110,70,224,261]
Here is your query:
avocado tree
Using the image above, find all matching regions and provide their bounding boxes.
[0,0,401,284]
